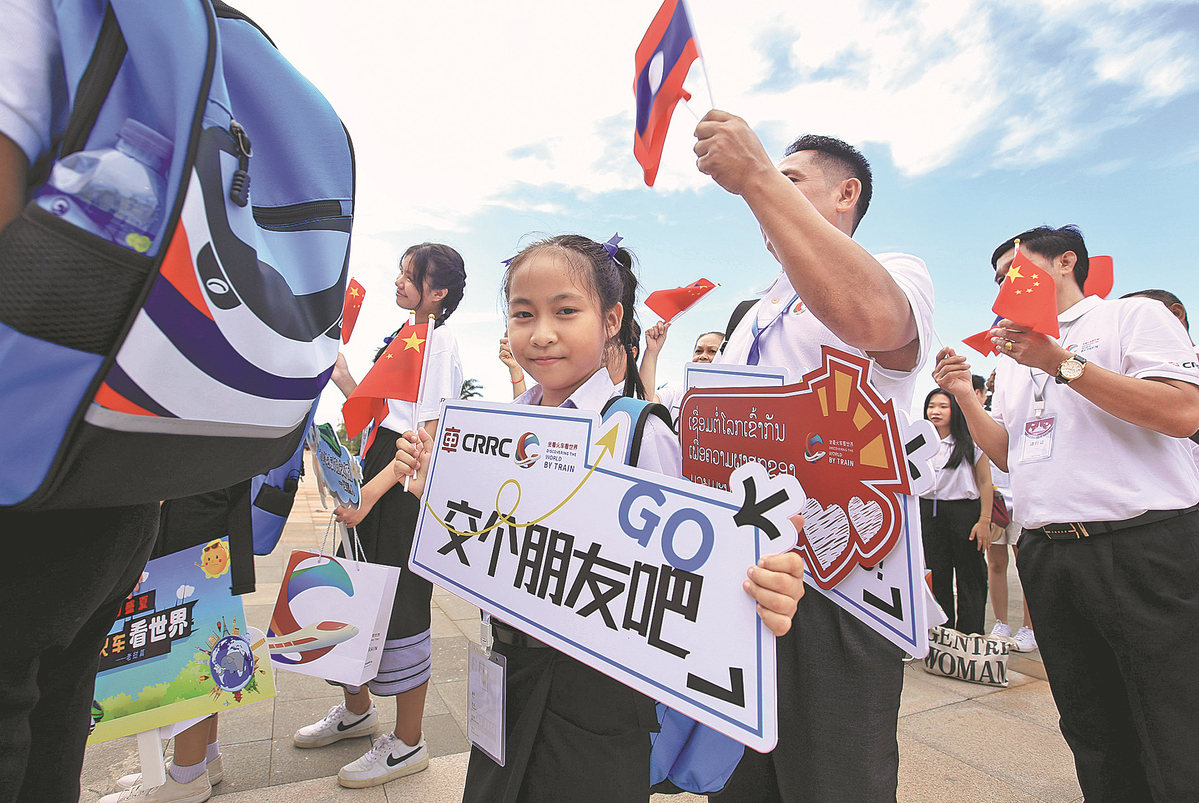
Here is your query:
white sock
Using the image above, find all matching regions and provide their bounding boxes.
[169,758,206,785]
[206,740,220,763]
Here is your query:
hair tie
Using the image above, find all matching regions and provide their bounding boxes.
[601,233,623,262]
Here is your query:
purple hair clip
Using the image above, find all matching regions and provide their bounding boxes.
[601,233,623,262]
[500,256,515,267]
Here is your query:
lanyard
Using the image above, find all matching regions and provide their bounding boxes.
[1027,316,1077,419]
[747,293,799,366]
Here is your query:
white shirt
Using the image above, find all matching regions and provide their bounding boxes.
[993,296,1199,528]
[920,434,983,501]
[655,383,684,423]
[716,253,935,412]
[515,369,682,479]
[0,0,67,164]
[377,323,462,432]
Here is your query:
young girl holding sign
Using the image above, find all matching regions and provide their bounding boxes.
[394,234,805,802]
[292,243,466,789]
[919,388,993,635]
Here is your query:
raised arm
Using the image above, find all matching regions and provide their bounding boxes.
[694,111,917,369]
[996,320,1199,438]
[932,347,1011,471]
[639,320,670,404]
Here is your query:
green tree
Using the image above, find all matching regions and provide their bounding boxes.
[460,378,483,400]
[336,421,362,455]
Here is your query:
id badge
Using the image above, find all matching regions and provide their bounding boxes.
[1020,415,1056,462]
[468,640,506,766]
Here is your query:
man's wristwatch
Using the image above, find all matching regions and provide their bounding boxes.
[1055,354,1087,384]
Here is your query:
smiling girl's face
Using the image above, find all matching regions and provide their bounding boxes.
[395,254,445,321]
[506,250,620,408]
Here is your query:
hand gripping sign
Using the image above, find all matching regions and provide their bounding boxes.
[680,347,940,656]
[410,400,803,752]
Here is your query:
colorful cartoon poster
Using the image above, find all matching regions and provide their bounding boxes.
[411,400,803,752]
[88,538,275,745]
[307,421,362,509]
[679,346,940,656]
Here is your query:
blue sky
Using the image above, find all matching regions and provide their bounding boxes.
[236,0,1199,422]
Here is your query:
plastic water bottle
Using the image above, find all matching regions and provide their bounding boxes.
[35,118,172,254]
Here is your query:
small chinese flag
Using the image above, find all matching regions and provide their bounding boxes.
[342,322,427,438]
[992,249,1059,338]
[1084,255,1113,299]
[341,278,366,344]
[646,277,717,322]
[962,329,998,357]
[633,0,701,186]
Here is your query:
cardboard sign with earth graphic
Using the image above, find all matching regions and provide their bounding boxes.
[88,538,275,744]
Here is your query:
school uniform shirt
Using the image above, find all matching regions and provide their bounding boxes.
[655,383,684,423]
[515,368,681,479]
[375,323,463,434]
[992,296,1199,529]
[920,435,983,501]
[716,253,935,412]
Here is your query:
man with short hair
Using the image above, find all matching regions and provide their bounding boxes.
[695,111,934,802]
[933,225,1199,802]
[639,324,724,422]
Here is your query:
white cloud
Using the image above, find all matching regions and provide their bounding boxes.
[235,0,1198,234]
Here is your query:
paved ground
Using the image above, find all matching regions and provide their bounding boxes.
[81,477,1082,802]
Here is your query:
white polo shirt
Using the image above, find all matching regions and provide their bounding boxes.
[716,252,935,413]
[920,435,983,501]
[992,296,1199,528]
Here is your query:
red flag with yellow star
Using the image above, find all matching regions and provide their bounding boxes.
[342,322,428,438]
[341,278,366,344]
[645,277,717,322]
[992,249,1059,338]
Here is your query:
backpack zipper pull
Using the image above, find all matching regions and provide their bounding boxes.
[229,120,252,207]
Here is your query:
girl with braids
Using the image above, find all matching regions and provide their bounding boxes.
[919,388,993,635]
[392,234,805,803]
[292,243,467,788]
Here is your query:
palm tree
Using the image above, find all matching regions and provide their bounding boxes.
[460,378,483,400]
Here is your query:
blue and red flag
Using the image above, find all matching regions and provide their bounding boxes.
[634,0,700,186]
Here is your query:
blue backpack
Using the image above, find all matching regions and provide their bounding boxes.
[599,397,746,795]
[0,0,353,509]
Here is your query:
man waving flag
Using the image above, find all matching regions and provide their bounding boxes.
[634,0,702,186]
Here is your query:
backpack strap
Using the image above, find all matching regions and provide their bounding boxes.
[600,396,673,466]
[720,298,759,354]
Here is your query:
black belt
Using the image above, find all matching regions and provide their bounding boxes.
[491,620,548,649]
[1028,505,1199,540]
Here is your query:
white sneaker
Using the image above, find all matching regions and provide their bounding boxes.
[293,702,378,748]
[1013,626,1038,652]
[338,732,429,788]
[98,773,211,803]
[990,621,1012,638]
[116,756,223,791]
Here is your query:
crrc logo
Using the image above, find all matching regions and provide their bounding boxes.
[441,429,515,458]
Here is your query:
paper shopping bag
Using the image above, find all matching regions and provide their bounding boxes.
[267,550,399,686]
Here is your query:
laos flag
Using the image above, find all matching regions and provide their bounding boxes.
[634,0,700,186]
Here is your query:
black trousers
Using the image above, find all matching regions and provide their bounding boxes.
[709,588,904,803]
[1018,512,1199,802]
[921,497,988,635]
[0,504,158,803]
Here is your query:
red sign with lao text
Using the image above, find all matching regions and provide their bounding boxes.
[680,347,910,590]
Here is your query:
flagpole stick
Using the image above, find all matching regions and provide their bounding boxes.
[680,98,703,122]
[680,0,715,108]
[406,313,436,493]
